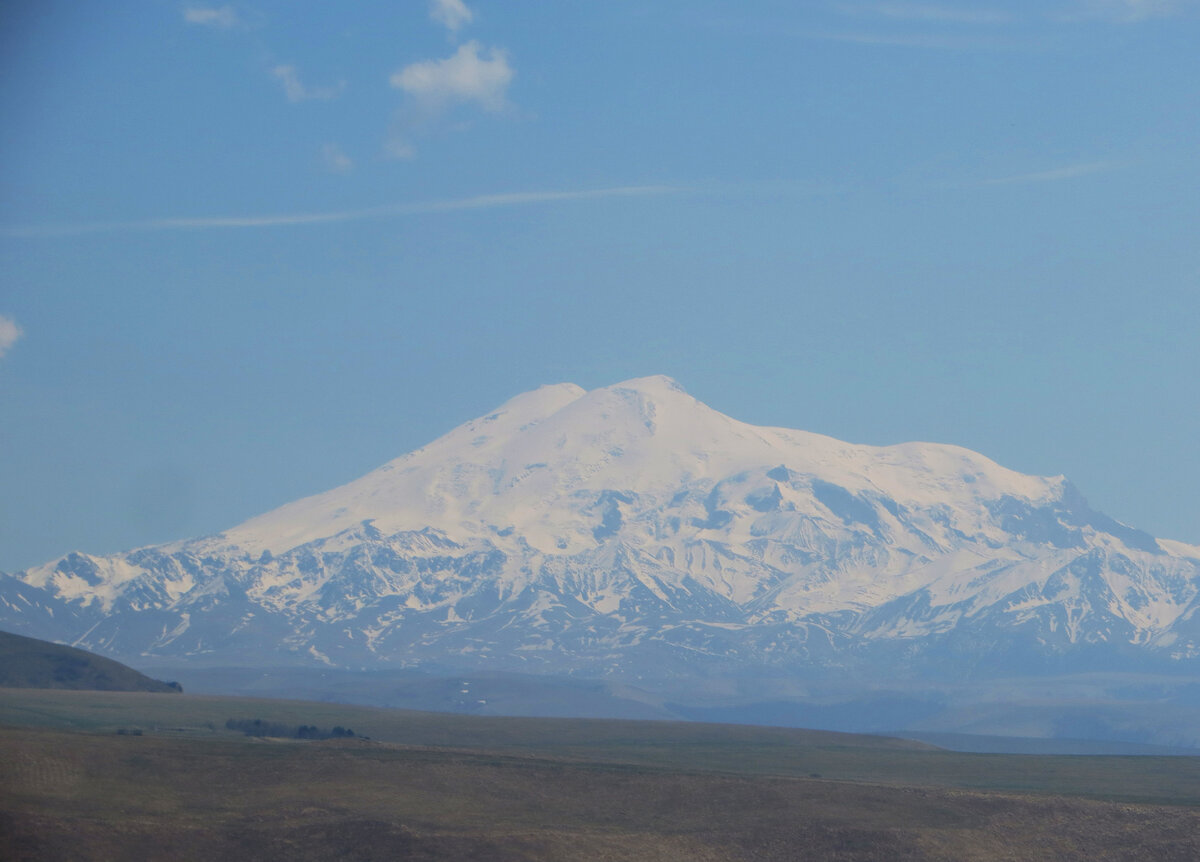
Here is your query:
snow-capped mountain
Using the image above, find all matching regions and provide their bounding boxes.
[4,375,1200,681]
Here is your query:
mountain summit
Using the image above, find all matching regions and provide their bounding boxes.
[4,377,1199,681]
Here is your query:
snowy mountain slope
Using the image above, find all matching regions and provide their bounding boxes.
[4,376,1199,679]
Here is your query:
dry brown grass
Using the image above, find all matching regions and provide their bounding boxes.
[3,723,1200,861]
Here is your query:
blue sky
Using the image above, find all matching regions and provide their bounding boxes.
[1,0,1198,570]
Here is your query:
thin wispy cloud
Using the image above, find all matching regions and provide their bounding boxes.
[1066,0,1197,21]
[431,0,474,34]
[817,1,1018,49]
[182,5,240,29]
[271,65,344,103]
[0,186,680,239]
[838,3,1011,25]
[0,315,23,359]
[980,160,1119,185]
[799,27,1012,49]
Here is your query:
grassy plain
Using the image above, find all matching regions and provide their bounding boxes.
[3,688,1200,860]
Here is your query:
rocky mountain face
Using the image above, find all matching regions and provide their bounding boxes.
[4,376,1199,683]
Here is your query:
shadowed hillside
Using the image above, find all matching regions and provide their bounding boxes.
[0,630,181,693]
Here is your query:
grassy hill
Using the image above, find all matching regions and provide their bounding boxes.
[0,630,181,693]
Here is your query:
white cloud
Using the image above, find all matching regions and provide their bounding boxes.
[271,65,344,103]
[182,5,240,29]
[321,143,354,174]
[431,0,474,33]
[390,41,512,112]
[0,315,23,359]
[387,41,514,156]
[0,186,679,237]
